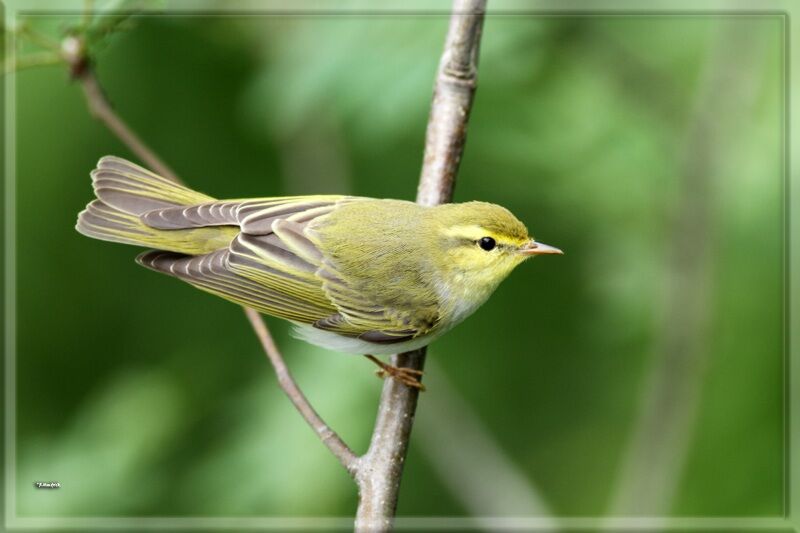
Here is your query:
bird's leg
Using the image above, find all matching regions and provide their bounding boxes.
[364,354,426,391]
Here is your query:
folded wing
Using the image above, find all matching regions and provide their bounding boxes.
[138,196,440,346]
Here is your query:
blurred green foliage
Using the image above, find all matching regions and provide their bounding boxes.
[10,9,783,523]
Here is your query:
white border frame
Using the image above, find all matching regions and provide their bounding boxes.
[2,1,794,530]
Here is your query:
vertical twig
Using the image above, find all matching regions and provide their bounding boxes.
[416,0,486,206]
[354,1,487,530]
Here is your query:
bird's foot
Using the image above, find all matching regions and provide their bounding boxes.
[364,354,425,391]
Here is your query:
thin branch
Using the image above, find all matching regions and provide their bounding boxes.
[416,0,486,206]
[62,36,179,183]
[79,71,181,181]
[354,1,487,530]
[63,35,357,474]
[243,308,358,474]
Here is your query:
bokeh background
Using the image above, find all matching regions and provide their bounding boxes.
[7,4,785,525]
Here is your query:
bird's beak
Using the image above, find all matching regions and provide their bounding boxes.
[519,240,563,256]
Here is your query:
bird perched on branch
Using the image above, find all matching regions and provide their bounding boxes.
[77,156,562,389]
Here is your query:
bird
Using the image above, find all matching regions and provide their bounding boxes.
[76,156,562,389]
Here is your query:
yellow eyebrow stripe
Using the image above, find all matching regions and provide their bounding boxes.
[441,225,490,241]
[440,225,527,246]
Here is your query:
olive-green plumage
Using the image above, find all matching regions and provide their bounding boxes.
[77,156,561,355]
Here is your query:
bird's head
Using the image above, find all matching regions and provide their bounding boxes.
[430,202,562,295]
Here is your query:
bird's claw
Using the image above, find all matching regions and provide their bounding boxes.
[366,355,426,391]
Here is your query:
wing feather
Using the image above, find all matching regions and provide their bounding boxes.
[272,219,324,265]
[137,195,440,346]
[141,197,348,232]
[240,200,336,233]
[141,202,239,229]
[137,249,336,322]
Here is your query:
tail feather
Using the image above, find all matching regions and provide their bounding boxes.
[77,199,151,246]
[76,156,237,255]
[91,155,214,213]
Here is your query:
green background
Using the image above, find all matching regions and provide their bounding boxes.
[10,10,785,522]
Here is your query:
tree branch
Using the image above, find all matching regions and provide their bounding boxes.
[62,35,357,475]
[62,36,179,183]
[416,0,485,206]
[242,308,358,474]
[354,1,487,530]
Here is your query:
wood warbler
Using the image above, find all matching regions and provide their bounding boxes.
[77,157,561,387]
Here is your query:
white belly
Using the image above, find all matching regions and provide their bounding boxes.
[291,323,442,355]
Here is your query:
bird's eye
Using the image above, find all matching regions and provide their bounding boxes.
[478,237,496,251]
